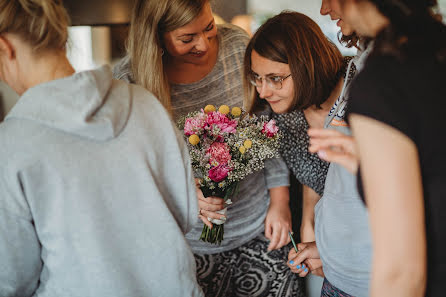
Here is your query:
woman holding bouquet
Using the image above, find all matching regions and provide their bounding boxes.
[245,11,373,296]
[113,0,304,296]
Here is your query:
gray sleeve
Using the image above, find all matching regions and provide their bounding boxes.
[135,88,199,234]
[0,173,42,297]
[174,126,200,234]
[263,157,290,189]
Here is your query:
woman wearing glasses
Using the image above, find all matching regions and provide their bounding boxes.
[113,0,303,296]
[245,11,372,296]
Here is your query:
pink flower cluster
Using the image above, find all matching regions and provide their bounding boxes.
[184,112,206,136]
[208,165,230,183]
[207,142,231,165]
[262,120,279,137]
[206,111,237,134]
[207,142,232,182]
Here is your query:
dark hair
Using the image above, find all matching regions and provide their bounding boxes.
[349,0,446,61]
[245,11,344,114]
[339,32,360,48]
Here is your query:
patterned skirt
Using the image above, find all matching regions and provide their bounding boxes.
[194,234,305,297]
[321,278,355,297]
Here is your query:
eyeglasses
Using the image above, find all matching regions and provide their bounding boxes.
[249,72,292,90]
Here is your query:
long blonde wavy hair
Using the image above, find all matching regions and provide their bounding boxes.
[127,0,208,114]
[0,0,69,53]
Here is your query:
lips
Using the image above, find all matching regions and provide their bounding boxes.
[267,99,280,105]
[190,51,207,57]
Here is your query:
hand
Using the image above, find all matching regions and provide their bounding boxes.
[308,128,359,174]
[265,192,292,251]
[195,179,225,228]
[287,241,324,277]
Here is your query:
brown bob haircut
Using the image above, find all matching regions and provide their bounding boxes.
[245,11,344,114]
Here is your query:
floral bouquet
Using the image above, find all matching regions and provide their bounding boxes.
[178,104,280,245]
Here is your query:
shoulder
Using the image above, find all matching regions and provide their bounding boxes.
[112,55,134,83]
[217,23,250,49]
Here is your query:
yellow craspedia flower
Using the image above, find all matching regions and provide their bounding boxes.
[189,134,200,146]
[243,139,252,149]
[239,145,246,154]
[231,107,242,117]
[204,104,216,113]
[218,105,230,115]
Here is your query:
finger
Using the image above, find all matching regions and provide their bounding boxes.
[268,224,280,251]
[308,127,345,138]
[288,261,307,276]
[200,209,226,221]
[277,227,290,250]
[309,135,355,154]
[196,187,205,200]
[311,267,324,278]
[316,149,358,174]
[199,215,213,229]
[198,196,225,205]
[298,263,310,277]
[264,221,272,240]
[288,248,298,260]
[198,200,225,212]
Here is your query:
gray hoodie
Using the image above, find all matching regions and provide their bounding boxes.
[0,66,204,297]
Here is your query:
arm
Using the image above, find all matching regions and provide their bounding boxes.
[0,172,42,296]
[300,185,320,242]
[265,186,291,250]
[263,157,292,251]
[350,114,426,297]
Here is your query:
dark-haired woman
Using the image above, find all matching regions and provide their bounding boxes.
[312,0,446,296]
[245,11,373,296]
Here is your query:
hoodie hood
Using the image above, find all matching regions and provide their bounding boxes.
[6,65,131,141]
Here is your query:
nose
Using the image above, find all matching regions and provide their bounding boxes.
[320,0,331,16]
[194,33,210,52]
[257,81,273,99]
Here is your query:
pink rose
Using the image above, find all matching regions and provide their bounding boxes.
[262,119,279,137]
[207,142,231,165]
[208,165,230,182]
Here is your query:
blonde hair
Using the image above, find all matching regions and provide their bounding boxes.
[0,0,69,52]
[127,0,208,113]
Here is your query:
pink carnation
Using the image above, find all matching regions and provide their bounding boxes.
[206,111,237,134]
[184,112,206,136]
[208,165,230,182]
[207,142,231,165]
[262,119,279,137]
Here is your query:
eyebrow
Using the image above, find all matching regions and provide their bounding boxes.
[177,20,214,38]
[252,71,287,77]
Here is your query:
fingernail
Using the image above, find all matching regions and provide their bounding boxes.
[296,265,300,269]
[318,150,327,159]
[289,260,294,265]
[302,264,305,269]
[304,268,308,272]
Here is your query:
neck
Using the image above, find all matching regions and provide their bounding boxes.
[303,78,344,128]
[20,50,75,95]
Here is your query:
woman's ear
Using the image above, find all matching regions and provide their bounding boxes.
[0,35,15,60]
